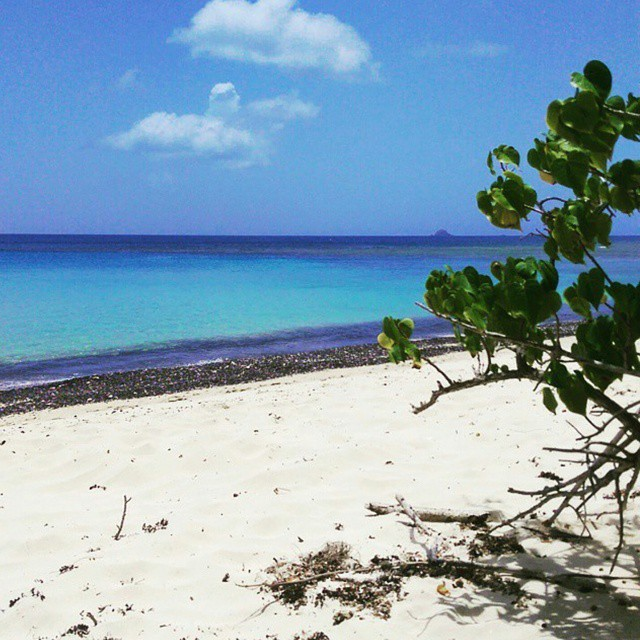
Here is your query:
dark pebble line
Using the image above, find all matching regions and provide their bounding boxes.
[0,338,461,418]
[0,322,580,419]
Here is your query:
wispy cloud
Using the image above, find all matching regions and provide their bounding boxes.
[169,0,376,78]
[247,93,320,121]
[416,41,508,60]
[105,83,318,167]
[116,67,142,91]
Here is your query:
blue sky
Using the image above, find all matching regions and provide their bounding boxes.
[1,0,639,235]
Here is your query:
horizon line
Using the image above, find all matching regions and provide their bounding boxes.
[1,232,640,239]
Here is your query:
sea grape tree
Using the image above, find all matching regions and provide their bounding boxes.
[379,61,640,557]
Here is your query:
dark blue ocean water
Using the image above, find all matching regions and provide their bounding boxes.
[1,234,638,388]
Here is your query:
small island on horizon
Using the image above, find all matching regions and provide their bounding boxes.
[432,228,454,237]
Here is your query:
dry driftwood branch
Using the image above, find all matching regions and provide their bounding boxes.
[369,498,591,545]
[366,502,505,526]
[114,495,131,541]
[394,494,441,559]
[395,494,438,533]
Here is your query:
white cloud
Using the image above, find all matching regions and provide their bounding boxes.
[416,41,508,59]
[169,0,375,77]
[105,82,318,166]
[116,68,142,90]
[207,82,241,117]
[106,112,257,156]
[248,92,320,120]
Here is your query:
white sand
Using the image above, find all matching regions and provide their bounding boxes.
[1,350,639,639]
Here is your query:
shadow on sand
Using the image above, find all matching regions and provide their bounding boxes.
[416,513,640,639]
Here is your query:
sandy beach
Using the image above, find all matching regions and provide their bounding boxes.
[4,2,640,638]
[1,349,639,640]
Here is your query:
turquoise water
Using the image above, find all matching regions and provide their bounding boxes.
[1,235,638,387]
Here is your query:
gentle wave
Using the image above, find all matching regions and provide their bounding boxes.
[0,317,453,389]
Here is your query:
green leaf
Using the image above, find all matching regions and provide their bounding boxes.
[477,190,493,216]
[610,186,635,213]
[389,344,401,364]
[398,318,415,338]
[493,145,521,167]
[570,72,598,95]
[377,332,394,349]
[527,148,541,170]
[490,205,522,230]
[583,60,612,99]
[549,152,589,194]
[547,363,589,415]
[487,151,496,176]
[606,95,625,111]
[539,260,559,291]
[547,361,572,388]
[558,376,589,416]
[502,179,525,212]
[543,237,559,261]
[610,159,640,186]
[576,268,605,309]
[542,387,558,414]
[464,306,487,330]
[593,212,612,244]
[523,184,538,207]
[382,316,401,342]
[552,213,585,263]
[560,92,600,133]
[565,285,592,318]
[546,100,563,133]
[539,170,556,185]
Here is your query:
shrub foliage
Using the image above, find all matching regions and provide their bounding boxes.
[379,61,640,553]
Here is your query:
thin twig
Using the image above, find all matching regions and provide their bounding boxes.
[582,243,615,287]
[114,495,132,541]
[539,197,569,207]
[603,104,640,120]
[423,357,454,385]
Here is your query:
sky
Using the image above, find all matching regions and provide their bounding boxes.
[1,0,639,236]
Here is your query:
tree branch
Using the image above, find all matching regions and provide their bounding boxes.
[587,386,640,441]
[582,243,615,287]
[423,357,454,385]
[603,104,640,120]
[416,302,640,381]
[412,370,536,414]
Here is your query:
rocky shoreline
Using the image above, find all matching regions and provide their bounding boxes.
[0,337,462,418]
[0,320,581,418]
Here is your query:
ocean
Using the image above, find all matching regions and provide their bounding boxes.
[1,234,638,389]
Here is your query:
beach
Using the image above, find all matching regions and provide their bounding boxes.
[4,3,640,638]
[0,338,459,417]
[1,347,638,639]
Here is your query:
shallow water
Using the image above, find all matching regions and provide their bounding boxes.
[1,234,638,387]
